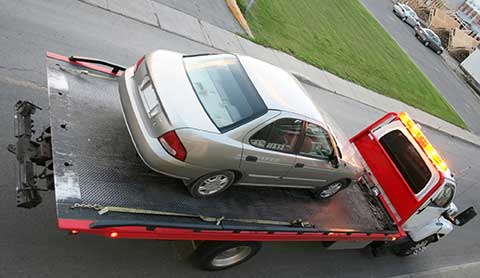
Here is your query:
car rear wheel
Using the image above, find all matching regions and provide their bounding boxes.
[424,41,430,47]
[187,170,235,198]
[312,179,349,200]
[195,241,262,271]
[402,16,407,21]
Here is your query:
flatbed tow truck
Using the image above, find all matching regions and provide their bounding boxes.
[9,52,477,270]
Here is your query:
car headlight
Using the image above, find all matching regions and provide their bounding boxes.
[432,183,455,208]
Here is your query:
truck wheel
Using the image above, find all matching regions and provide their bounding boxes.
[187,170,235,198]
[391,238,430,257]
[195,241,262,271]
[312,179,349,200]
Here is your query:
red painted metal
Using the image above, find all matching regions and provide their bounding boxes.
[349,112,397,143]
[58,219,402,242]
[351,113,445,226]
[46,52,122,77]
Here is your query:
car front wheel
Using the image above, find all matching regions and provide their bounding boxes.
[424,41,430,47]
[436,49,443,55]
[312,179,350,200]
[187,170,235,198]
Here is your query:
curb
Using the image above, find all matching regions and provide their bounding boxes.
[225,0,253,37]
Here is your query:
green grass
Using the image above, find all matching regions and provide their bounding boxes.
[243,0,467,128]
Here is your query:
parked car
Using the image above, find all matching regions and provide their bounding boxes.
[393,3,420,27]
[415,26,444,54]
[119,50,363,198]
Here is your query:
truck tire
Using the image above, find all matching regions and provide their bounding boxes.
[194,241,262,271]
[312,179,350,200]
[390,238,430,257]
[187,170,235,198]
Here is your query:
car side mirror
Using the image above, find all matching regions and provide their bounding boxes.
[451,207,477,226]
[328,152,339,168]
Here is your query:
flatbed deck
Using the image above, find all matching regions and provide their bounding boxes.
[45,53,399,240]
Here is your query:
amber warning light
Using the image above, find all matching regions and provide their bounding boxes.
[398,112,448,172]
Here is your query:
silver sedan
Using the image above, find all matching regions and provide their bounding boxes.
[118,50,363,198]
[393,3,420,27]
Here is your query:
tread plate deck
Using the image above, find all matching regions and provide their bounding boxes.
[47,57,394,234]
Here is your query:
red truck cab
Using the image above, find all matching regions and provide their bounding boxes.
[351,112,474,254]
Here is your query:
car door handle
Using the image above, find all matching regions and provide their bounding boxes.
[245,155,258,162]
[295,163,304,168]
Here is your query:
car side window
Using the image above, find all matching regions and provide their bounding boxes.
[250,118,303,153]
[299,122,334,160]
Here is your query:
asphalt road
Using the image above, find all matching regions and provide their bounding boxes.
[360,0,480,135]
[1,1,479,277]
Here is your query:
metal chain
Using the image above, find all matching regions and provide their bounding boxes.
[71,203,104,211]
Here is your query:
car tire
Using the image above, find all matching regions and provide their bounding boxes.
[312,179,350,200]
[187,170,235,198]
[436,49,443,55]
[194,241,262,271]
[390,238,431,257]
[402,16,407,21]
[424,41,430,47]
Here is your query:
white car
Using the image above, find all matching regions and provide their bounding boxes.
[393,3,420,27]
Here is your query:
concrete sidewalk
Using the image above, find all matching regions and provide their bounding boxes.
[80,0,480,147]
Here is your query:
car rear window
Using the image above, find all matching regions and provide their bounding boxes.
[183,54,267,132]
[379,130,432,194]
[426,30,440,43]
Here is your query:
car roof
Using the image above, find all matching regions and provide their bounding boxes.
[236,55,327,126]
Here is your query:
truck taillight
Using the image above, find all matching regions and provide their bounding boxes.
[134,56,145,73]
[399,112,448,172]
[158,131,186,161]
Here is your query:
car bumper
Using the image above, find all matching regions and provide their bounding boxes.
[118,67,211,181]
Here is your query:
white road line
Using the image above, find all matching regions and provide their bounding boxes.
[0,75,47,92]
[388,261,480,278]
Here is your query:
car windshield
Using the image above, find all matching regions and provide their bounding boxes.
[183,54,267,132]
[403,5,413,13]
[426,30,441,44]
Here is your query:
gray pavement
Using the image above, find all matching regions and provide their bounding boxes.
[152,0,245,34]
[1,0,479,277]
[360,0,480,135]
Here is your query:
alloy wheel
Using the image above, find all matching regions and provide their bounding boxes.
[198,174,230,195]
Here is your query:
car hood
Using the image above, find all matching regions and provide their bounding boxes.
[321,112,364,174]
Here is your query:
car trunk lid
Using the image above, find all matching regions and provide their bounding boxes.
[133,50,219,137]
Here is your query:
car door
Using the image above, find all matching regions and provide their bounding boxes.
[238,115,303,187]
[283,121,339,188]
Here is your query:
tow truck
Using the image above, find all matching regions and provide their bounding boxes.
[9,52,477,270]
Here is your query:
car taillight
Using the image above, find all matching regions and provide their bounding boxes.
[134,56,145,73]
[399,112,448,172]
[158,130,187,161]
